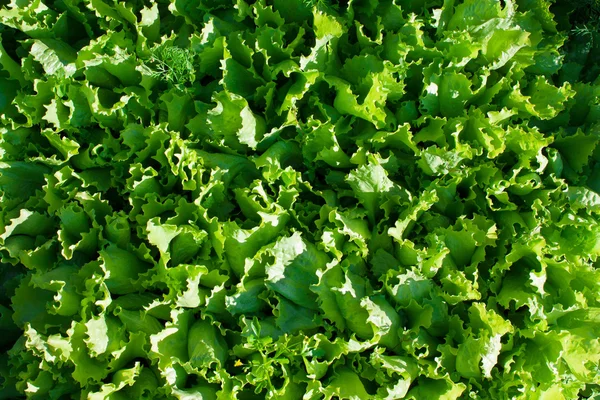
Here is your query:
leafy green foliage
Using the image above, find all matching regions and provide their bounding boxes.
[146,44,196,88]
[1,0,599,399]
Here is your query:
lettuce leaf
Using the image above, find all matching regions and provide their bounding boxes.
[1,0,599,398]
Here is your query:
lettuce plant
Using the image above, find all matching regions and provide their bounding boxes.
[0,0,599,399]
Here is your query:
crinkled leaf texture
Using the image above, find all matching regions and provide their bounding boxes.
[1,0,599,399]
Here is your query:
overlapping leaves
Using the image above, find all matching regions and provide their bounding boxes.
[1,0,599,399]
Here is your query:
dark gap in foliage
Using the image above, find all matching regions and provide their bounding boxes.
[0,26,25,63]
[579,384,600,398]
[334,0,349,11]
[199,74,214,87]
[183,373,201,389]
[237,389,266,400]
[103,187,131,215]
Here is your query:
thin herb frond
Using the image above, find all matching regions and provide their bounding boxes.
[146,44,196,88]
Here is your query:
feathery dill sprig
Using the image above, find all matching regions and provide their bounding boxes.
[569,0,600,27]
[303,0,340,10]
[146,44,196,88]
